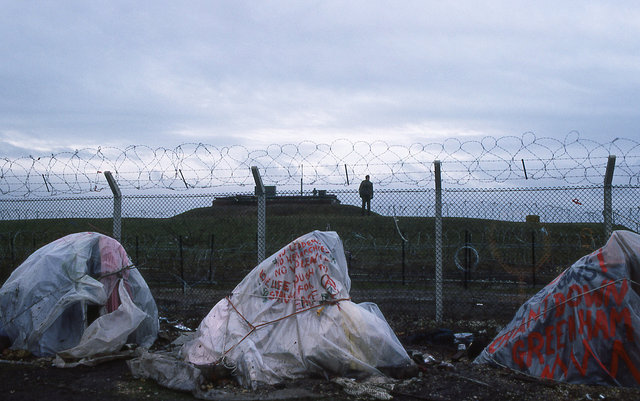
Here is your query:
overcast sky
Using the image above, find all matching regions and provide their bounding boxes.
[1,0,639,156]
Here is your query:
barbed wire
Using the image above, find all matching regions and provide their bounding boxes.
[1,132,638,197]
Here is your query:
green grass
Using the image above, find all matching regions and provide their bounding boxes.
[0,202,627,286]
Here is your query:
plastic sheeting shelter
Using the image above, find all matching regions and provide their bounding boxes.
[0,232,158,361]
[475,230,640,386]
[179,230,414,388]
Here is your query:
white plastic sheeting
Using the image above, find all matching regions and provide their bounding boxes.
[0,232,158,360]
[181,230,413,388]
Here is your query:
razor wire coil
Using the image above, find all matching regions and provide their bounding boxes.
[1,132,639,197]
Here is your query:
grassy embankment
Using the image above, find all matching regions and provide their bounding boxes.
[0,202,621,289]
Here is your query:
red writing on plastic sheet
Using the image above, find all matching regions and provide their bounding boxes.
[259,238,337,310]
[488,278,639,384]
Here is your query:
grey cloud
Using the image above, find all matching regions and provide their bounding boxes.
[0,1,639,152]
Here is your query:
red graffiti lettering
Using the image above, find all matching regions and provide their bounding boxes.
[591,309,610,340]
[570,343,591,376]
[274,266,287,277]
[555,319,567,353]
[610,307,634,342]
[553,293,566,317]
[321,274,338,296]
[526,332,544,368]
[577,310,591,337]
[582,284,603,307]
[566,284,582,307]
[527,306,541,330]
[544,325,555,355]
[540,353,568,379]
[611,340,640,384]
[603,279,628,306]
[512,339,526,369]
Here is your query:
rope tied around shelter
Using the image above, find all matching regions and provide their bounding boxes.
[215,295,351,365]
[96,264,137,280]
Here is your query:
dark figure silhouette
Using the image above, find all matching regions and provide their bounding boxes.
[359,175,373,215]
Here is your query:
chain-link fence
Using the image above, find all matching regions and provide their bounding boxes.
[2,135,639,324]
[1,182,638,324]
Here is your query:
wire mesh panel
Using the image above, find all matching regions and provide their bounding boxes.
[434,185,634,321]
[115,192,258,317]
[0,196,114,278]
[1,134,639,324]
[613,185,640,233]
[1,185,639,323]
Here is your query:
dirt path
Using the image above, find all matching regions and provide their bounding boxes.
[2,349,640,401]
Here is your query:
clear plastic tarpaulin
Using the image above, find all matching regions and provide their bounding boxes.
[0,232,158,362]
[475,230,640,386]
[180,231,413,388]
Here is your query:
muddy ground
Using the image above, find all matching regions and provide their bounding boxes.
[1,315,640,401]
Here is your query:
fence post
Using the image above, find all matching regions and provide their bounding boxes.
[104,171,122,242]
[251,166,266,263]
[434,160,443,323]
[464,230,470,289]
[209,233,215,282]
[179,235,184,285]
[531,230,536,287]
[604,155,616,239]
[401,238,406,285]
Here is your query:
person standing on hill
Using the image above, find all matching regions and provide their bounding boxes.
[359,175,373,216]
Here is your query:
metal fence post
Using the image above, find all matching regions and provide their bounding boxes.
[604,155,616,239]
[251,166,266,263]
[179,235,184,286]
[104,171,121,242]
[434,160,443,323]
[209,233,215,282]
[464,229,470,289]
[531,229,536,287]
